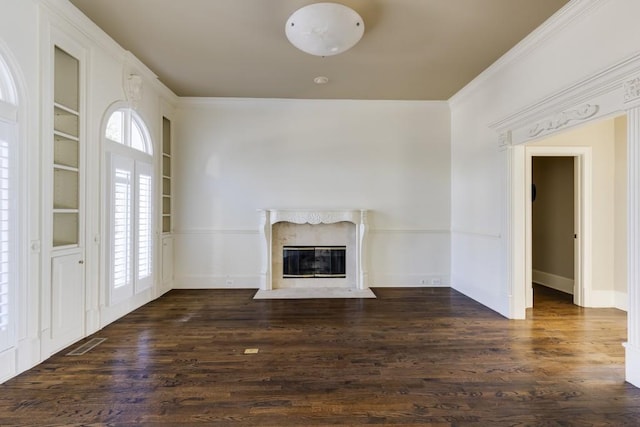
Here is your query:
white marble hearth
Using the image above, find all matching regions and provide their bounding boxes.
[254,287,376,299]
[257,209,372,298]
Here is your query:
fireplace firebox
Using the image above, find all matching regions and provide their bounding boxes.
[283,246,346,278]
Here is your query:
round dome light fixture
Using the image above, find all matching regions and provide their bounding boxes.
[285,3,364,57]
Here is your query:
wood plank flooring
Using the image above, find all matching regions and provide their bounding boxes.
[1,286,638,426]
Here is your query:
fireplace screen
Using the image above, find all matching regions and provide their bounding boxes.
[283,246,346,278]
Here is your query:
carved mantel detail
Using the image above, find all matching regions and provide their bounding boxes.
[528,104,599,138]
[625,77,640,103]
[269,209,366,226]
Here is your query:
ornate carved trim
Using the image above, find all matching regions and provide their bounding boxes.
[269,209,366,225]
[625,77,640,103]
[124,74,143,108]
[528,104,599,138]
[498,131,512,151]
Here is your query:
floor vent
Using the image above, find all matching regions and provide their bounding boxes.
[66,338,107,356]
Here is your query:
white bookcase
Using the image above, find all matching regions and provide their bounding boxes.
[162,116,171,233]
[52,46,80,247]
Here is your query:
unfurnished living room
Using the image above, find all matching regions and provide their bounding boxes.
[1,0,640,425]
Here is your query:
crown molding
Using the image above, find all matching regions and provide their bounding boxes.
[448,0,609,107]
[178,96,449,108]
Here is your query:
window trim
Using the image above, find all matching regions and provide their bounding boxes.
[0,52,18,354]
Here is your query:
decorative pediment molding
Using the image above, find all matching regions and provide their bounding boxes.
[490,52,640,147]
[624,77,640,103]
[527,104,599,138]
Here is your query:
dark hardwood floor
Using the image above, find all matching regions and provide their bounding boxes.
[1,286,638,426]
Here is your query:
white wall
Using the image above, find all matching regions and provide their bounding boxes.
[450,0,640,316]
[174,99,451,288]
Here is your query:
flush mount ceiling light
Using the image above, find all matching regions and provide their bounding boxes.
[285,3,365,56]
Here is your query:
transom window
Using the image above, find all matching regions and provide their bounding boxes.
[106,109,153,155]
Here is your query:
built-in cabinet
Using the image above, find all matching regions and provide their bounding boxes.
[162,236,174,288]
[44,43,85,355]
[162,117,172,233]
[50,252,84,350]
[161,117,173,289]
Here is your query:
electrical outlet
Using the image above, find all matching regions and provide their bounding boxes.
[225,279,234,286]
[431,278,441,286]
[420,279,427,285]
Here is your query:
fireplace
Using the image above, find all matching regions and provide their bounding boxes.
[257,209,370,291]
[283,246,346,278]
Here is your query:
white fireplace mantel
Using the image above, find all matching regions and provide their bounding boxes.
[258,209,369,291]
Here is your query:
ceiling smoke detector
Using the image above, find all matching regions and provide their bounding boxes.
[285,3,365,57]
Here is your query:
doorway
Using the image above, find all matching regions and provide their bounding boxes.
[524,146,591,309]
[531,156,577,306]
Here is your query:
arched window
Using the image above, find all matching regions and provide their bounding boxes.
[104,107,154,304]
[0,55,18,353]
[105,108,153,155]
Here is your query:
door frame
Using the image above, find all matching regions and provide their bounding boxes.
[525,146,592,308]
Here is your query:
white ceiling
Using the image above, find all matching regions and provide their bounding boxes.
[68,0,570,100]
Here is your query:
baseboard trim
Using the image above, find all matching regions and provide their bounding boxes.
[532,269,574,294]
[614,291,628,311]
[174,275,260,289]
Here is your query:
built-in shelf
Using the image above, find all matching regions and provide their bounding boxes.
[161,117,171,233]
[54,105,79,137]
[53,164,79,172]
[52,46,80,248]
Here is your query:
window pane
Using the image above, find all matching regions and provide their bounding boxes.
[131,120,146,153]
[106,111,124,143]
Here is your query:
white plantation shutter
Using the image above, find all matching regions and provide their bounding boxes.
[135,161,153,291]
[0,121,12,351]
[109,154,134,303]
